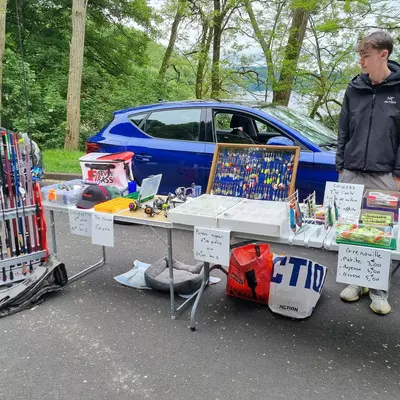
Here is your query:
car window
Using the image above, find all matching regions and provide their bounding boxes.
[213,111,255,144]
[255,120,280,134]
[144,109,201,141]
[129,113,147,128]
[259,105,337,146]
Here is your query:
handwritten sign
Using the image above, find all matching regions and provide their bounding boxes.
[324,181,364,217]
[68,209,92,237]
[91,212,114,247]
[337,244,391,290]
[194,227,230,266]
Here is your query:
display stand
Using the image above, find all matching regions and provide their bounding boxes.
[207,144,300,200]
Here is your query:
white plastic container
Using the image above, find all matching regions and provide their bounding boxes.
[79,152,134,190]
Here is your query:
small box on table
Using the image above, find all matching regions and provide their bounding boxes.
[363,189,400,221]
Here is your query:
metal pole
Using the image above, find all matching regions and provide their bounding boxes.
[167,228,175,319]
[49,210,57,255]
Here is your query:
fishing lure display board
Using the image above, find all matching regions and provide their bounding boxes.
[207,144,300,201]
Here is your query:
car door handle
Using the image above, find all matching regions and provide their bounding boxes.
[134,154,152,162]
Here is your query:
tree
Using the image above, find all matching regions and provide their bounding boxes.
[273,1,312,105]
[211,0,244,98]
[0,0,6,126]
[158,0,187,80]
[64,0,89,150]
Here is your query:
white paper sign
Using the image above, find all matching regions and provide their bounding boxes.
[337,244,391,290]
[91,212,114,247]
[68,209,92,237]
[324,181,364,217]
[194,227,230,266]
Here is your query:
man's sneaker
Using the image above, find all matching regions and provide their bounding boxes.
[369,289,391,315]
[340,285,369,302]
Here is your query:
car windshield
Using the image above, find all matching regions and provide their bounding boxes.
[259,105,337,147]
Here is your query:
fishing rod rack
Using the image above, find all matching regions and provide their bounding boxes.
[0,204,37,221]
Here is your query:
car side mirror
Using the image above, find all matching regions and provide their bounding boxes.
[267,136,294,147]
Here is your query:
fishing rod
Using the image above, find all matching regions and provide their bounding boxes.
[23,138,38,254]
[9,132,28,276]
[9,132,26,255]
[1,131,20,256]
[14,134,31,274]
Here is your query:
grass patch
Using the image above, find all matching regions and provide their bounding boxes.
[43,149,84,174]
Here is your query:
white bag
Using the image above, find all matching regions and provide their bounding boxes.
[268,255,327,319]
[79,152,134,190]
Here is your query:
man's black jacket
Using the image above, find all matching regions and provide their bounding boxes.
[336,60,400,177]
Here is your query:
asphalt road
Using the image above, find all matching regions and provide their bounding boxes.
[1,212,400,400]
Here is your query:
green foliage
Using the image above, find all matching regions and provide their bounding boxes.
[43,149,84,173]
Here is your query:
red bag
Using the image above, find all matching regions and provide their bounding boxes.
[226,243,273,304]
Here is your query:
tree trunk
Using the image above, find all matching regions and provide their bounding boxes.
[211,0,222,99]
[0,0,7,127]
[273,6,310,106]
[196,23,213,98]
[64,0,88,151]
[158,0,186,80]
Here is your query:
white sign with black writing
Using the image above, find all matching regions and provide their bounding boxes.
[91,212,114,247]
[68,209,92,237]
[194,227,230,266]
[337,244,391,290]
[324,181,364,217]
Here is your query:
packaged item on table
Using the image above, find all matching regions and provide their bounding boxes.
[336,223,393,248]
[359,210,394,226]
[363,189,400,220]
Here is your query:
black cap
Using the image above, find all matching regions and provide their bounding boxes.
[76,185,110,209]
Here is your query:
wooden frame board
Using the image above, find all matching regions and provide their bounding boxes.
[206,144,300,201]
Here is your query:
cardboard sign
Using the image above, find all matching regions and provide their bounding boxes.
[337,244,391,290]
[68,209,92,237]
[91,212,114,247]
[194,227,230,266]
[324,182,364,217]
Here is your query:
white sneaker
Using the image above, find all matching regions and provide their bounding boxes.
[340,285,369,302]
[369,289,391,315]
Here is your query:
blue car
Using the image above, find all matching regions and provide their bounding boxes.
[86,100,339,202]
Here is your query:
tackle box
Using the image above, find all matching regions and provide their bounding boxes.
[94,197,133,213]
[41,179,86,206]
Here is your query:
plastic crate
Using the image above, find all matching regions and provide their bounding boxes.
[41,179,86,206]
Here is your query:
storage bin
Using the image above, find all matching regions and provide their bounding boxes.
[41,179,86,206]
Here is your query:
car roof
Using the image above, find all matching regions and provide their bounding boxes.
[113,99,274,116]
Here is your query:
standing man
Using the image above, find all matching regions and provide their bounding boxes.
[336,31,400,315]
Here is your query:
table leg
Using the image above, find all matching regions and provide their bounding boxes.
[49,210,57,255]
[68,246,107,284]
[391,261,400,277]
[167,228,175,319]
[190,261,210,332]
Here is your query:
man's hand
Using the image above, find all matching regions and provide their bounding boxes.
[394,176,400,191]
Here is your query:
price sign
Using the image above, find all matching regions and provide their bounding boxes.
[68,209,92,237]
[337,244,391,290]
[324,182,364,217]
[91,212,114,247]
[194,227,230,266]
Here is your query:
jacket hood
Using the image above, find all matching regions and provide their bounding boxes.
[349,60,400,90]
